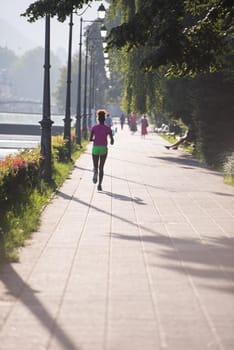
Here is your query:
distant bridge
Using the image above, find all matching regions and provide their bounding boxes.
[0,99,60,115]
[0,99,42,105]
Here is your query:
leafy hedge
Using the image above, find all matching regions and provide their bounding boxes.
[0,149,49,261]
[224,153,234,185]
[0,149,41,209]
[0,134,86,262]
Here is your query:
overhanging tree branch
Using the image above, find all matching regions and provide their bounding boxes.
[107,0,233,75]
[21,0,95,22]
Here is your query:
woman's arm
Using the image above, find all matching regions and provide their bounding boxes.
[90,130,94,142]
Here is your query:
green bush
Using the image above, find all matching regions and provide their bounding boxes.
[224,153,234,183]
[0,140,87,262]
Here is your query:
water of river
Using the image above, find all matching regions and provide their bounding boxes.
[0,112,76,126]
[0,112,76,160]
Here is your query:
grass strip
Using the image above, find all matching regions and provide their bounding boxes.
[0,140,88,262]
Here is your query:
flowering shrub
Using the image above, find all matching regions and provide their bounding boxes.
[0,149,40,177]
[0,148,43,261]
[52,128,77,162]
[0,133,86,261]
[0,149,41,212]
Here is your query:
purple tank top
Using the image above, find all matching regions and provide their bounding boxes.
[91,124,111,146]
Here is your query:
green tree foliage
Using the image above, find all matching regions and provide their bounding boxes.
[88,24,109,108]
[22,0,95,22]
[54,55,79,114]
[107,0,234,168]
[108,0,234,75]
[23,0,234,167]
[22,0,233,75]
[105,1,167,115]
[11,48,61,100]
[162,72,234,167]
[0,46,61,101]
[163,77,194,124]
[104,53,123,108]
[54,21,108,113]
[191,72,234,166]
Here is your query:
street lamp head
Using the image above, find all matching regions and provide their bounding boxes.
[102,40,107,49]
[98,3,106,19]
[100,24,107,38]
[105,58,110,65]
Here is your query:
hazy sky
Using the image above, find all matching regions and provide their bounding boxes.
[0,0,108,56]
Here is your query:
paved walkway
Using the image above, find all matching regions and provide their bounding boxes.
[0,126,234,350]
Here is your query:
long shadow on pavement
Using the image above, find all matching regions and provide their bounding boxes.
[75,164,231,197]
[75,165,166,192]
[111,232,234,295]
[57,190,234,295]
[103,191,146,205]
[57,190,156,235]
[150,154,223,177]
[0,264,80,350]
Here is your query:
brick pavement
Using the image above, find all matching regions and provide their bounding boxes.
[0,125,234,350]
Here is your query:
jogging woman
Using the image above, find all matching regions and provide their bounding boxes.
[90,110,114,191]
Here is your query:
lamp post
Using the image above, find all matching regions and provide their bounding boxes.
[75,16,83,147]
[88,48,94,128]
[82,34,89,139]
[39,14,54,182]
[64,12,73,159]
[75,3,106,145]
[83,27,107,138]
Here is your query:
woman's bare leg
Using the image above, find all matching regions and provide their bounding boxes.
[98,154,107,188]
[92,154,99,183]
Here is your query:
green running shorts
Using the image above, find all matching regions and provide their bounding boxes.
[92,146,108,156]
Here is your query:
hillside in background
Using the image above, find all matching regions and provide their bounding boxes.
[0,18,37,55]
[0,17,67,63]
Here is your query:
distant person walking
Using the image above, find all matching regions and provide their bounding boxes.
[120,114,125,130]
[104,113,112,128]
[90,110,114,191]
[129,112,137,134]
[141,114,148,137]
